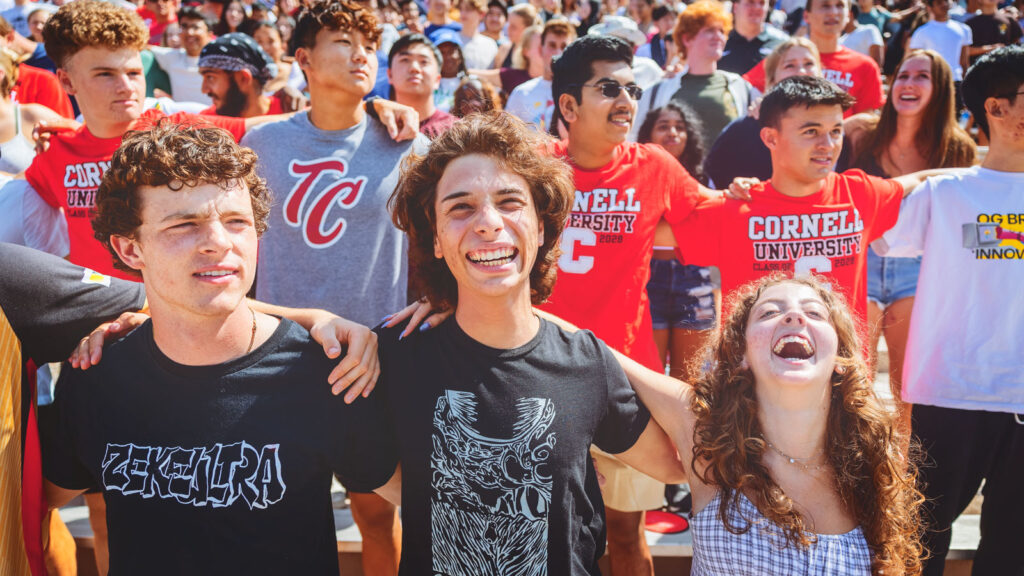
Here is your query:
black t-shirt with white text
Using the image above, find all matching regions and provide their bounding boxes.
[377,318,651,576]
[41,318,398,576]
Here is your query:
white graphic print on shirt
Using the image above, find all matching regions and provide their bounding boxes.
[962,212,1024,259]
[431,390,555,575]
[101,441,287,509]
[559,188,643,274]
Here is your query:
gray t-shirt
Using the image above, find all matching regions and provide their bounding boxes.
[242,112,429,326]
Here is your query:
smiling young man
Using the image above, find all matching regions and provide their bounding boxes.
[545,35,722,576]
[40,122,400,575]
[385,112,685,575]
[744,0,883,116]
[148,5,211,104]
[671,75,947,324]
[199,33,286,118]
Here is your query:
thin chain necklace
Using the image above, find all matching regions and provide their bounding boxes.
[761,434,826,473]
[245,307,257,355]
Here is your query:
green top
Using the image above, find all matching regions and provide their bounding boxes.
[670,72,740,147]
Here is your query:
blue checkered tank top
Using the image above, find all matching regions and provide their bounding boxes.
[690,490,873,575]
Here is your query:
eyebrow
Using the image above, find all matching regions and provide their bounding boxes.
[159,208,251,223]
[439,188,527,204]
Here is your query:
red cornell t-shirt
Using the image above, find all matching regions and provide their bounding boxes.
[673,170,902,324]
[743,47,884,116]
[26,110,246,280]
[541,141,702,371]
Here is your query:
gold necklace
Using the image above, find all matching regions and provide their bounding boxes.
[246,307,257,354]
[761,434,826,473]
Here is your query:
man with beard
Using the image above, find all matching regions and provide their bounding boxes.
[199,33,288,118]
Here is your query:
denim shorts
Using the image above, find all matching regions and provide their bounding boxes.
[647,258,716,331]
[866,246,921,307]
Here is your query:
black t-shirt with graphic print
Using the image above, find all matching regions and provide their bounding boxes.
[377,317,651,576]
[41,318,398,576]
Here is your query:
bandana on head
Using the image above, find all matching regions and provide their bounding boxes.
[199,33,278,85]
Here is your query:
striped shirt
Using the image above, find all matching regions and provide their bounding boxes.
[0,307,31,576]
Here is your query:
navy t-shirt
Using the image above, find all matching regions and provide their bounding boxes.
[377,317,651,575]
[42,318,398,575]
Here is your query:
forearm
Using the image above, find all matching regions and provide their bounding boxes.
[615,421,688,484]
[894,168,957,197]
[248,299,333,330]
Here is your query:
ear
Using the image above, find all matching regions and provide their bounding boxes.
[739,355,749,370]
[55,68,77,97]
[295,46,311,73]
[537,216,544,246]
[109,235,146,274]
[433,232,444,259]
[558,92,579,124]
[386,65,394,84]
[235,69,255,89]
[984,96,1005,120]
[760,126,778,151]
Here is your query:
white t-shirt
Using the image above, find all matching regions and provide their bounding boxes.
[148,46,211,105]
[909,19,973,80]
[873,166,1024,413]
[505,77,554,132]
[460,33,499,70]
[0,177,68,256]
[841,24,883,58]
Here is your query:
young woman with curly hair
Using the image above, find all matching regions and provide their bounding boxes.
[845,48,976,443]
[615,274,925,575]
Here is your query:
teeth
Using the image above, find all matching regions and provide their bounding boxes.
[197,270,234,277]
[468,247,516,266]
[773,335,814,357]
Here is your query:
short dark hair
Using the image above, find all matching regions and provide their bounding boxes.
[390,112,574,309]
[651,3,673,21]
[759,75,856,129]
[290,0,380,55]
[962,44,1024,139]
[487,0,507,15]
[93,120,271,276]
[387,33,442,68]
[550,35,634,134]
[177,5,212,29]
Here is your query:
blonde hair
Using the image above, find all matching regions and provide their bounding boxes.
[763,37,821,88]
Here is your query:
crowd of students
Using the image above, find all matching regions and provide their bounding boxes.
[0,0,1020,574]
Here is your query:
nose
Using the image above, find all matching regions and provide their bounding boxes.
[200,222,233,252]
[474,203,504,237]
[783,311,806,325]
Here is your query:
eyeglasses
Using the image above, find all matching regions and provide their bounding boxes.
[573,81,643,101]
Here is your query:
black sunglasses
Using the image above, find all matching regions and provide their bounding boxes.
[572,81,644,101]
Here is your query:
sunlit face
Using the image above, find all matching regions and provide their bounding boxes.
[111,181,259,321]
[761,104,844,188]
[650,108,687,158]
[433,154,543,302]
[180,16,212,57]
[735,0,769,28]
[27,10,49,43]
[253,26,284,62]
[484,5,506,35]
[201,68,251,117]
[438,42,463,77]
[460,1,484,30]
[388,43,441,98]
[506,12,530,43]
[564,60,638,148]
[806,0,848,37]
[225,2,246,28]
[771,45,821,86]
[928,0,950,20]
[145,0,176,19]
[683,24,727,65]
[402,2,424,33]
[891,54,934,117]
[297,27,378,99]
[58,46,146,130]
[541,31,570,79]
[744,282,839,389]
[429,0,451,18]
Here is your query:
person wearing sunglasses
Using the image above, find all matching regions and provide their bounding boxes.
[544,34,727,576]
[630,0,757,148]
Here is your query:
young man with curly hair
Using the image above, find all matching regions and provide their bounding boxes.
[40,122,401,574]
[384,112,685,575]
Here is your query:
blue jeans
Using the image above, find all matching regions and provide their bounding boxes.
[866,246,921,307]
[647,259,716,331]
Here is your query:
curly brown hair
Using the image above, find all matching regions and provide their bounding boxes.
[691,274,925,576]
[389,112,573,310]
[92,119,272,277]
[289,0,381,56]
[42,0,149,69]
